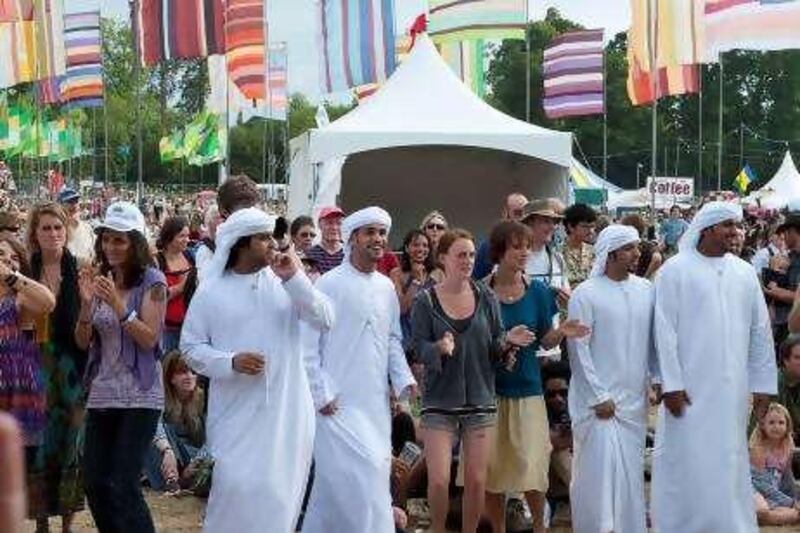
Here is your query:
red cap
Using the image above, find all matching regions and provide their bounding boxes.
[318,206,344,220]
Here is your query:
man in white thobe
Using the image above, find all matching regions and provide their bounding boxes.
[302,207,416,533]
[651,202,777,533]
[567,225,656,533]
[180,208,333,533]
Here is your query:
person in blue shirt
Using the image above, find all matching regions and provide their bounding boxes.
[473,193,528,280]
[481,220,589,533]
[659,205,689,254]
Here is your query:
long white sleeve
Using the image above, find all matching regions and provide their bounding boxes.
[301,320,338,410]
[281,270,334,330]
[567,288,610,406]
[387,293,416,399]
[653,267,685,393]
[181,292,235,379]
[747,274,778,394]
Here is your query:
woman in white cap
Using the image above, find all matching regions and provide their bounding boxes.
[75,201,167,533]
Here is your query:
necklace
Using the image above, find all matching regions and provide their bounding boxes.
[42,263,62,295]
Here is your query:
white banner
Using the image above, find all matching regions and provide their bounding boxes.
[647,177,694,208]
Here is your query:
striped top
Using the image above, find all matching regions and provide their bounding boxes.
[306,244,345,275]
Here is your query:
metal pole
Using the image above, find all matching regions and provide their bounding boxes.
[602,42,608,178]
[698,64,703,194]
[716,55,724,191]
[739,121,744,169]
[675,139,681,176]
[525,1,531,122]
[649,0,658,219]
[131,0,143,203]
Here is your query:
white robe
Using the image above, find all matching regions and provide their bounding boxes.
[301,262,416,533]
[180,269,332,533]
[651,251,777,533]
[567,275,655,533]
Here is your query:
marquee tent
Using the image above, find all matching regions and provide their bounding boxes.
[743,151,800,210]
[288,34,572,240]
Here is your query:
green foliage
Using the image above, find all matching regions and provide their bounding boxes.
[486,8,800,192]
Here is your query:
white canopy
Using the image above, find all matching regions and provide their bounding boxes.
[307,35,572,166]
[289,34,572,240]
[744,151,800,210]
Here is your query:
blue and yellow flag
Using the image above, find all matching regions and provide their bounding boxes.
[734,164,756,193]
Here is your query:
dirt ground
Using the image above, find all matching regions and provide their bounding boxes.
[23,491,800,532]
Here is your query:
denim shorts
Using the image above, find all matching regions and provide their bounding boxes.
[420,410,496,434]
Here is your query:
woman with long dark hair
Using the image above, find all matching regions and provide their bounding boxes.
[155,216,196,351]
[76,202,167,533]
[26,202,87,533]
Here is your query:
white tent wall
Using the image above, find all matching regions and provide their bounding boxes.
[340,145,567,244]
[287,133,312,220]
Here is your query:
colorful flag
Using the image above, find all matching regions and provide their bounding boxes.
[61,9,103,108]
[438,39,487,97]
[318,0,397,93]
[0,19,35,89]
[183,110,224,166]
[0,0,33,22]
[626,0,701,106]
[33,0,67,105]
[266,42,288,120]
[734,164,756,193]
[225,0,266,100]
[136,0,225,66]
[428,0,526,43]
[159,130,184,162]
[543,29,604,119]
[704,0,800,62]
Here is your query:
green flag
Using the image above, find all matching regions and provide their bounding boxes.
[159,130,185,162]
[184,111,224,166]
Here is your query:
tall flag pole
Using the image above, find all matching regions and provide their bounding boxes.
[649,0,657,219]
[542,29,605,119]
[525,0,530,122]
[717,55,723,191]
[603,41,607,178]
[130,0,143,201]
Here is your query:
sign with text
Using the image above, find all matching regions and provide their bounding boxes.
[646,177,695,207]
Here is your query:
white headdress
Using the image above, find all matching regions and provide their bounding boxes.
[205,207,277,281]
[678,201,742,252]
[341,206,392,259]
[590,225,640,278]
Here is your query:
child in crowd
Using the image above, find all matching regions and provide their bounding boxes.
[751,402,800,526]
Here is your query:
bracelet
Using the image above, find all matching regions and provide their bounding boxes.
[120,309,137,324]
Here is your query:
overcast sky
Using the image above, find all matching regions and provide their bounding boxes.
[96,0,630,101]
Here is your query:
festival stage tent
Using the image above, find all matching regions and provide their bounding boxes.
[288,34,572,240]
[743,151,800,210]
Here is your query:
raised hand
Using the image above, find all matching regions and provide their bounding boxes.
[272,248,301,282]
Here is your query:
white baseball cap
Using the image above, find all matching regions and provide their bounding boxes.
[95,201,146,236]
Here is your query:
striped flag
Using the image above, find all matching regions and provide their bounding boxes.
[267,43,288,120]
[0,19,36,89]
[318,0,397,93]
[0,0,33,22]
[626,0,700,106]
[543,29,604,119]
[136,0,225,66]
[34,0,67,105]
[438,39,488,97]
[428,0,526,43]
[225,0,266,100]
[704,0,800,62]
[61,9,103,108]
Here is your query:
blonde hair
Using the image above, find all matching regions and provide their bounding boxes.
[162,350,205,440]
[420,210,448,230]
[749,402,794,468]
[26,202,70,254]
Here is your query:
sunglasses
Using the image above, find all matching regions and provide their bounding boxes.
[426,223,446,231]
[545,389,568,399]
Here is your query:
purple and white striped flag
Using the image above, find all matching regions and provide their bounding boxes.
[543,29,604,120]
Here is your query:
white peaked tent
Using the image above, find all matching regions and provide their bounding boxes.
[288,34,572,240]
[744,151,800,210]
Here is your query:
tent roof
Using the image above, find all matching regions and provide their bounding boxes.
[307,34,572,166]
[570,159,622,192]
[746,151,800,209]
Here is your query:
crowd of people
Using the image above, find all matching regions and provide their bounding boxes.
[1,170,800,533]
